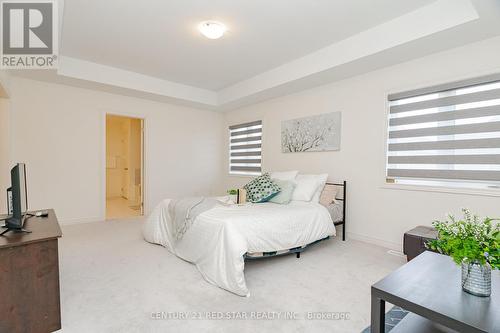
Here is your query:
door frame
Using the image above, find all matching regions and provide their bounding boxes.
[101,109,147,220]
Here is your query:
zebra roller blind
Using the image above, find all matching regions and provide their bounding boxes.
[387,73,500,188]
[229,120,262,175]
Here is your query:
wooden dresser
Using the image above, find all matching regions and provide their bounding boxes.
[0,209,62,333]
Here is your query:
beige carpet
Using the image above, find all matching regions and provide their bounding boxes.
[57,219,404,333]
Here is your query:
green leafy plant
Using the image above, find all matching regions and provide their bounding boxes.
[227,189,238,195]
[427,209,500,269]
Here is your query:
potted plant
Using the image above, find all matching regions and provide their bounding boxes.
[227,189,238,203]
[427,209,499,297]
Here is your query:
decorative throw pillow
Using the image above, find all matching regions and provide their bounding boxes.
[269,179,296,204]
[243,173,281,203]
[319,185,338,206]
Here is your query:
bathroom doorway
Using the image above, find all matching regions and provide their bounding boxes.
[105,115,144,219]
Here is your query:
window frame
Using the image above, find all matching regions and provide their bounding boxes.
[382,73,500,197]
[228,120,263,177]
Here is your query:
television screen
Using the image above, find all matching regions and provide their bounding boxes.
[1,163,29,235]
[8,163,28,227]
[17,163,27,215]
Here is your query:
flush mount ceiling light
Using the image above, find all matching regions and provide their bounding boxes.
[198,21,227,39]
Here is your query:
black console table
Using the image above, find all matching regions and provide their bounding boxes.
[371,251,499,333]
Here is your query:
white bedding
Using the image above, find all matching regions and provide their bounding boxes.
[143,199,336,296]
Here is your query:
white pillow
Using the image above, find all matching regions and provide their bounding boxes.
[320,185,338,206]
[270,170,298,181]
[291,177,320,201]
[295,174,328,203]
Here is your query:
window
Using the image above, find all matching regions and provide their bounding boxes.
[229,120,262,176]
[386,73,500,189]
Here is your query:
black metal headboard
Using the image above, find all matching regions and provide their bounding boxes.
[325,181,346,241]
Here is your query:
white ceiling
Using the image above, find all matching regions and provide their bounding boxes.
[61,0,435,90]
[8,0,500,110]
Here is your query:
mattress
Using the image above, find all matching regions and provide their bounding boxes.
[143,199,336,296]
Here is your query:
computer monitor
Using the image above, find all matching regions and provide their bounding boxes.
[3,163,29,232]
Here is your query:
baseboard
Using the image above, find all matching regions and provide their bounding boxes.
[346,232,402,252]
[58,216,102,225]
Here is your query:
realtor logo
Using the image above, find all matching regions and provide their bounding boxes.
[1,0,58,69]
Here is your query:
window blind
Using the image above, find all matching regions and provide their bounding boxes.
[229,120,262,175]
[387,73,500,188]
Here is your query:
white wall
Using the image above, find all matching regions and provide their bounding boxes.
[223,36,500,250]
[9,77,223,224]
[0,98,10,214]
[5,36,500,247]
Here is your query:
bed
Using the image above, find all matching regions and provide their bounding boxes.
[244,181,346,259]
[142,181,346,296]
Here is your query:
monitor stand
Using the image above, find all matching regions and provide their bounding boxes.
[0,215,32,236]
[0,226,31,236]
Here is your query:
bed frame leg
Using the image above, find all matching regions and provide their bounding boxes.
[342,180,346,242]
[296,252,300,258]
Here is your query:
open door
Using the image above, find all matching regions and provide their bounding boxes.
[105,115,144,219]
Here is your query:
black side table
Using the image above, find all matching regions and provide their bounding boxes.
[403,226,438,261]
[371,251,499,333]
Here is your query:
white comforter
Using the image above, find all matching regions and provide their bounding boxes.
[143,199,336,296]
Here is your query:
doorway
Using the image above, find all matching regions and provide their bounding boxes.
[105,114,144,219]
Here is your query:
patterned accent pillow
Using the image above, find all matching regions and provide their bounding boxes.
[243,173,281,203]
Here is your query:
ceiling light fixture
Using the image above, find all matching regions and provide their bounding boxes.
[198,21,227,39]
